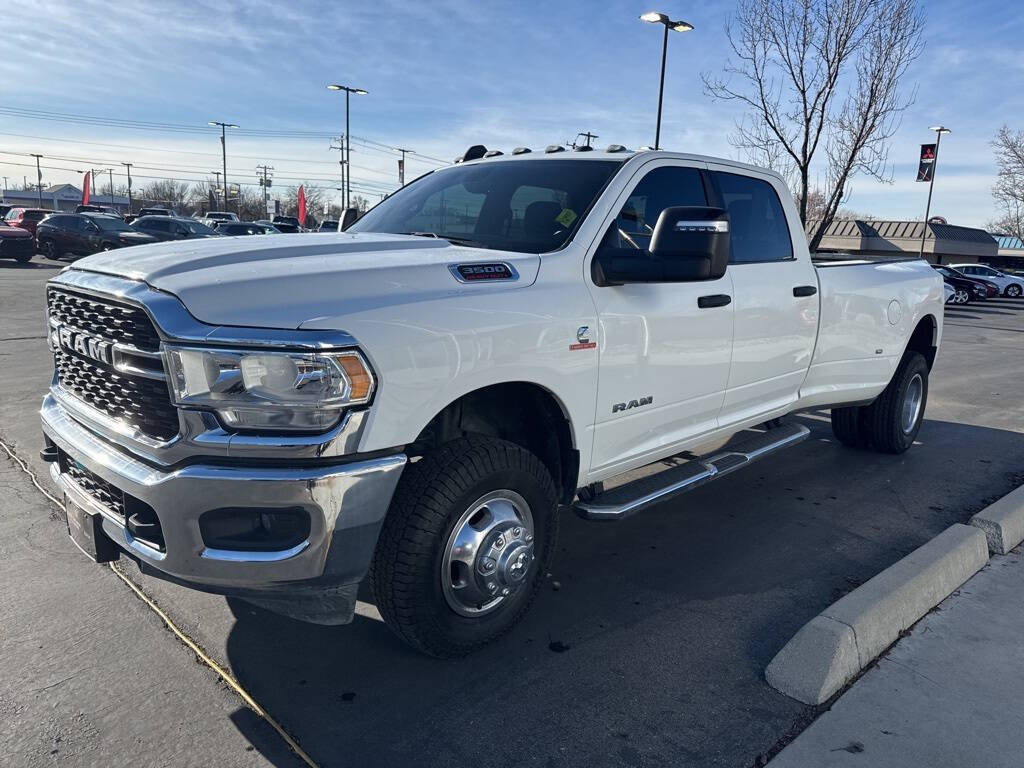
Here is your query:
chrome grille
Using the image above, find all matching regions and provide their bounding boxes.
[47,288,161,352]
[48,287,179,442]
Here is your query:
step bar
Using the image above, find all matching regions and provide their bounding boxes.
[573,422,810,521]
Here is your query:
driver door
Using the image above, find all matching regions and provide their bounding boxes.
[586,161,735,477]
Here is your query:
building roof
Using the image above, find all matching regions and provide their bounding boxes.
[808,218,997,259]
[993,234,1024,250]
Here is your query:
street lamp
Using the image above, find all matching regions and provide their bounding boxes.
[208,121,239,212]
[919,125,951,259]
[640,11,694,150]
[327,84,368,210]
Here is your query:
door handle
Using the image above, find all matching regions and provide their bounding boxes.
[793,285,818,297]
[697,294,732,309]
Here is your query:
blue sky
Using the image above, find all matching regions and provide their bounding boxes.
[2,0,1020,226]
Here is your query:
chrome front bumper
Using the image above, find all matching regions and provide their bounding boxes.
[41,393,406,592]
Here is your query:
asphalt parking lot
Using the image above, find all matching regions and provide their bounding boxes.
[1,258,1022,768]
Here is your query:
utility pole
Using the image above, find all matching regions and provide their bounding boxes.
[396,147,413,186]
[31,154,43,206]
[919,126,951,259]
[108,169,115,212]
[89,168,103,200]
[256,165,273,219]
[121,162,133,213]
[573,132,599,149]
[330,136,346,208]
[208,121,238,212]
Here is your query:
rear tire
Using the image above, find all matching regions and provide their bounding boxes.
[370,436,559,658]
[830,406,871,449]
[865,352,929,454]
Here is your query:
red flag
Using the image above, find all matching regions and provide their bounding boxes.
[297,185,306,228]
[82,172,91,204]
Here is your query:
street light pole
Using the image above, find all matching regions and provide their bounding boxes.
[327,84,368,210]
[108,168,115,212]
[121,162,133,214]
[640,11,694,150]
[919,125,951,259]
[31,154,43,206]
[208,121,238,212]
[396,147,413,186]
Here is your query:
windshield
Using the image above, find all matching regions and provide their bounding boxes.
[88,216,131,232]
[349,159,623,253]
[181,219,215,234]
[207,212,233,220]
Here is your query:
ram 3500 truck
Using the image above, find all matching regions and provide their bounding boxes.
[41,148,944,657]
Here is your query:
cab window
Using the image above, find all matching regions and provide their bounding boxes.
[713,172,793,263]
[600,165,707,253]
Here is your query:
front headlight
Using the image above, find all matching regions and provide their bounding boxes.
[164,346,374,432]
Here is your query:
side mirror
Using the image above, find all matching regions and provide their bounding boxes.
[592,206,730,286]
[339,207,360,231]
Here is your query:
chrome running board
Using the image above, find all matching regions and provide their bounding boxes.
[573,422,810,521]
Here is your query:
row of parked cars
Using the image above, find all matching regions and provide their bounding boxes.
[0,204,341,262]
[933,263,1024,304]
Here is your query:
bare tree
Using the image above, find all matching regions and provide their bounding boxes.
[703,0,923,250]
[991,126,1024,241]
[138,179,191,210]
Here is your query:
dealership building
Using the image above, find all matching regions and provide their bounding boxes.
[808,219,998,265]
[2,184,128,214]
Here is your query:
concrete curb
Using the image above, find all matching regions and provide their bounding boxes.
[970,484,1024,555]
[766,523,989,705]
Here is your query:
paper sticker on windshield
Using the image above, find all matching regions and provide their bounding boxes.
[555,208,577,228]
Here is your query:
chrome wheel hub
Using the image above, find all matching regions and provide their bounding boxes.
[902,372,923,434]
[442,490,535,617]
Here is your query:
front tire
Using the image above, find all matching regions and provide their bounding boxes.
[39,238,58,260]
[1006,283,1022,298]
[865,352,929,454]
[370,436,559,657]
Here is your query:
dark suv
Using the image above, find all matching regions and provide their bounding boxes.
[131,215,219,241]
[35,213,158,259]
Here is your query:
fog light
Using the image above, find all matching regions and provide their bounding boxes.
[199,507,311,552]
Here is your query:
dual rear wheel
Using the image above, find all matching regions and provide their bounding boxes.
[831,352,929,454]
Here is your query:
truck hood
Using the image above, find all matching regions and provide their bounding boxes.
[70,232,540,329]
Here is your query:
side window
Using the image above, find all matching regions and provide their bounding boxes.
[714,172,793,263]
[602,165,707,252]
[147,219,170,233]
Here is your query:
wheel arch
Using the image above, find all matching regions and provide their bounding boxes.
[905,313,938,370]
[409,381,579,504]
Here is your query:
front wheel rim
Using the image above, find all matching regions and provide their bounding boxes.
[1009,285,1022,297]
[441,490,535,618]
[902,373,924,434]
[956,290,968,304]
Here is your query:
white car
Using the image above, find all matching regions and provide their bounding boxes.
[950,263,1024,297]
[41,147,944,657]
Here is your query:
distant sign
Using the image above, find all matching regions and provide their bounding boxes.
[917,144,936,182]
[266,200,274,214]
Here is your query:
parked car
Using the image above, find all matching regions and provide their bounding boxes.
[75,204,119,216]
[4,207,56,238]
[213,221,279,236]
[318,220,339,232]
[41,148,945,658]
[271,215,303,232]
[943,282,955,304]
[202,211,239,223]
[35,213,158,259]
[132,215,219,241]
[949,263,1024,297]
[0,220,34,263]
[138,207,175,217]
[932,265,986,304]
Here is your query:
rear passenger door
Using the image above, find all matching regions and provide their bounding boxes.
[706,166,819,426]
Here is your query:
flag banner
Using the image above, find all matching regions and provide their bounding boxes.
[82,172,91,204]
[917,144,936,182]
[298,185,307,227]
[398,158,405,185]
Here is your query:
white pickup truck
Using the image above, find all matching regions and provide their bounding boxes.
[41,147,944,656]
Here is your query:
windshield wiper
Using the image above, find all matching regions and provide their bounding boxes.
[400,231,484,248]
